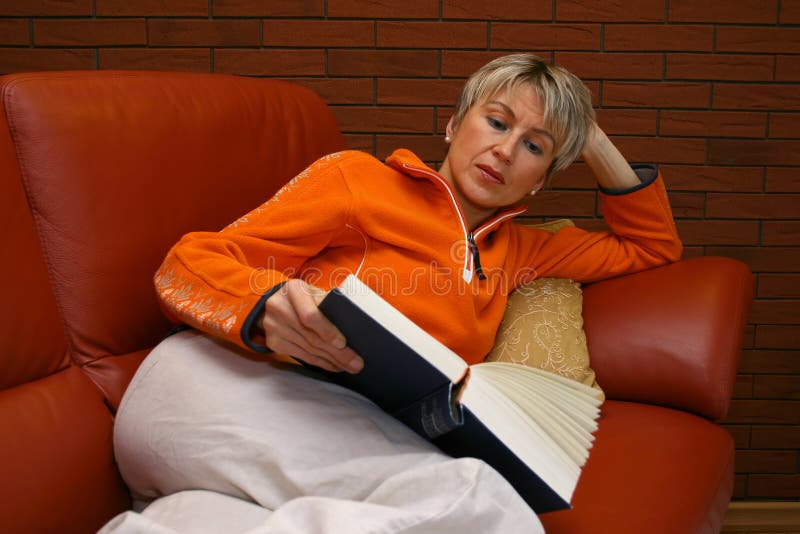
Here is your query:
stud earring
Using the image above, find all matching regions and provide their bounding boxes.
[530,189,538,196]
[444,135,451,143]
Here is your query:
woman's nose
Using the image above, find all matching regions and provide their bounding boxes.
[492,137,514,164]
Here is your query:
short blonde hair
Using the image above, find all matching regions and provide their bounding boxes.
[451,54,595,180]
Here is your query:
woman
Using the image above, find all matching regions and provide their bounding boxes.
[106,54,681,533]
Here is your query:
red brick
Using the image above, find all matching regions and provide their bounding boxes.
[544,163,595,189]
[766,168,800,192]
[377,21,486,48]
[595,109,657,136]
[752,425,800,448]
[378,78,464,106]
[680,246,704,259]
[750,300,800,324]
[443,0,552,20]
[491,23,600,50]
[675,220,759,245]
[706,193,800,219]
[709,140,800,166]
[556,0,664,22]
[735,450,797,473]
[756,325,800,348]
[753,375,800,399]
[328,50,439,77]
[769,113,800,138]
[714,84,800,111]
[732,475,747,499]
[376,134,447,161]
[762,221,800,246]
[741,349,800,372]
[669,0,778,23]
[733,374,753,398]
[328,0,437,18]
[214,49,325,76]
[726,399,800,424]
[603,82,710,108]
[660,111,766,138]
[0,0,91,16]
[518,190,598,217]
[584,81,600,107]
[744,324,756,349]
[331,106,433,133]
[748,475,800,498]
[100,48,210,72]
[717,27,800,54]
[555,52,662,79]
[570,218,608,232]
[664,192,706,218]
[705,246,800,272]
[344,134,374,153]
[263,20,374,47]
[782,0,800,23]
[758,275,800,298]
[148,19,260,47]
[611,136,707,164]
[96,0,207,16]
[0,48,94,74]
[280,78,373,105]
[0,19,29,45]
[666,53,774,82]
[441,51,556,77]
[722,425,751,448]
[660,165,763,192]
[436,107,454,133]
[214,0,324,17]
[34,19,146,46]
[776,56,800,82]
[604,24,713,52]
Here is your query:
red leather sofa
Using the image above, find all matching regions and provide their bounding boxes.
[0,71,753,533]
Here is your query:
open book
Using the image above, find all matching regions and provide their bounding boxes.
[317,274,603,514]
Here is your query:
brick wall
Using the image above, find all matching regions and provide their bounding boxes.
[1,0,798,501]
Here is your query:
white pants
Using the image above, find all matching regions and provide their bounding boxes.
[101,330,543,534]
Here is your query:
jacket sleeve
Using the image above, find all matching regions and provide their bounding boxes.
[512,166,683,283]
[154,153,354,351]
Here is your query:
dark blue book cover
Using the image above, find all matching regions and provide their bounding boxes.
[316,276,573,514]
[317,286,455,414]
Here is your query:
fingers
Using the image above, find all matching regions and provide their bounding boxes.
[262,279,364,373]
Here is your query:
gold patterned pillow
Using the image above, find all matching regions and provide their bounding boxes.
[485,219,603,397]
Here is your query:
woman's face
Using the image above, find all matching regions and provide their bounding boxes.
[439,83,555,228]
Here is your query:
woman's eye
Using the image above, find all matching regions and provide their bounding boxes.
[487,117,506,131]
[524,140,542,155]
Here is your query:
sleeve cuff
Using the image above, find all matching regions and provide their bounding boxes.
[599,164,659,196]
[240,280,289,353]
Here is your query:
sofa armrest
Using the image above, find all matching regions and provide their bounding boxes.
[582,256,753,420]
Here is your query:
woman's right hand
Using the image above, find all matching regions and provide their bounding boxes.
[260,279,364,374]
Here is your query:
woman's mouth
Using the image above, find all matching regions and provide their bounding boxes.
[477,165,504,184]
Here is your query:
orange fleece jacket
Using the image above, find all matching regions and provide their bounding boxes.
[155,149,682,365]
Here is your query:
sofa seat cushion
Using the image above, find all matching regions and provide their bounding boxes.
[541,400,733,534]
[0,366,130,532]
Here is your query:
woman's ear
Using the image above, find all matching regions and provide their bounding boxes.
[445,117,456,142]
[531,175,546,194]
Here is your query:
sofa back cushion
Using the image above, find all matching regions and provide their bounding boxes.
[1,71,344,405]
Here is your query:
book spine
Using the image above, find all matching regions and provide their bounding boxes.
[392,383,464,439]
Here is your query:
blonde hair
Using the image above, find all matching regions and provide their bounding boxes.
[451,53,595,180]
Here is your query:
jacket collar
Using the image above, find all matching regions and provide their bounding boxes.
[385,148,528,236]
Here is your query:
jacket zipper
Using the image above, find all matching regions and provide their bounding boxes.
[401,163,525,283]
[467,232,486,281]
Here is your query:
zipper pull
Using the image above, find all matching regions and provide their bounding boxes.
[467,233,487,281]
